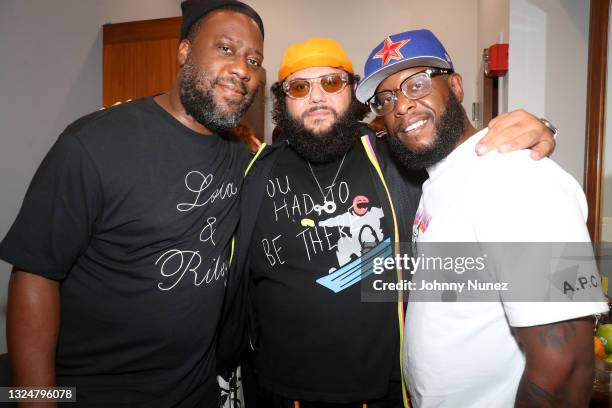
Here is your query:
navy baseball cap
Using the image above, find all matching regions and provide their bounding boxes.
[356,29,453,103]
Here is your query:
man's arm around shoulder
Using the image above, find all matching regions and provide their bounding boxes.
[7,268,60,408]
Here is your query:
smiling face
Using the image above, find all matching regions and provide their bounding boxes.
[378,66,468,170]
[352,195,370,216]
[178,9,264,133]
[379,66,453,152]
[285,66,353,136]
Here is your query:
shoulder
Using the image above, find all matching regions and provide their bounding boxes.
[225,135,255,166]
[472,150,584,204]
[57,98,156,157]
[64,98,152,138]
[465,150,589,241]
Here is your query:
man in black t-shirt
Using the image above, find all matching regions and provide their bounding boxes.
[232,38,558,407]
[0,1,264,406]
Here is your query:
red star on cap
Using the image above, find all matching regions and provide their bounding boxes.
[372,37,410,65]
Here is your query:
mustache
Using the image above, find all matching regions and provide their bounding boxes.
[302,105,338,119]
[213,77,248,95]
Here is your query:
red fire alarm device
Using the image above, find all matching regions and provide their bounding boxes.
[483,43,508,77]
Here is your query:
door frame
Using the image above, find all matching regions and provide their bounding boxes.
[584,0,610,242]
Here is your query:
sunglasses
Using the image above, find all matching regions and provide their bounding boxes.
[282,73,350,99]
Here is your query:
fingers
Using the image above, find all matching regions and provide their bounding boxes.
[530,149,543,160]
[479,131,554,160]
[488,109,526,131]
[477,109,555,157]
[494,129,554,157]
[477,122,531,155]
[477,110,528,155]
[496,128,540,153]
[529,139,555,160]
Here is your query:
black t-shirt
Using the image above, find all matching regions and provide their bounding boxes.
[0,97,251,407]
[249,141,399,403]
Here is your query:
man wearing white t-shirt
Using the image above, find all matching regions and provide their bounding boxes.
[356,29,608,407]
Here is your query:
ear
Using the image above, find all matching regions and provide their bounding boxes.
[447,73,464,103]
[177,39,191,67]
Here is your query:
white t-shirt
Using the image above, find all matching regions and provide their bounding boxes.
[404,129,608,407]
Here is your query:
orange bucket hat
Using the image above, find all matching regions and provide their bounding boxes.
[278,37,354,81]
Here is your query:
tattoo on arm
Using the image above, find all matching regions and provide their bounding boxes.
[536,320,577,352]
[513,318,592,408]
[515,377,576,408]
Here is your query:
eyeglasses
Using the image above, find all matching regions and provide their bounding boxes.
[282,73,350,99]
[367,68,452,116]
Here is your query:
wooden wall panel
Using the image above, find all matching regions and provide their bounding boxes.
[103,39,179,106]
[103,17,182,107]
[102,16,264,142]
[103,17,182,45]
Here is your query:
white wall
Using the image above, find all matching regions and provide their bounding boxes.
[477,0,510,124]
[476,0,590,187]
[251,0,479,140]
[507,0,590,185]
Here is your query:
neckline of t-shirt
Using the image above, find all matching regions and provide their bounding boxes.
[143,95,223,147]
[426,128,487,180]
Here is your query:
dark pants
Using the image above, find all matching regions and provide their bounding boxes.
[264,385,403,408]
[242,361,404,408]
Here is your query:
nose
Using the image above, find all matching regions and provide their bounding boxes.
[229,58,251,82]
[308,81,326,104]
[394,92,416,117]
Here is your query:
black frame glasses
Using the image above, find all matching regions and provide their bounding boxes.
[367,68,452,116]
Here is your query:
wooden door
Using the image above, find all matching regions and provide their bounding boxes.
[102,17,264,143]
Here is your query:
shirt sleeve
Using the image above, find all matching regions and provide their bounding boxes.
[0,131,103,280]
[470,152,608,327]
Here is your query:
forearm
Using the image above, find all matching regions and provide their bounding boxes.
[513,318,594,408]
[7,269,60,408]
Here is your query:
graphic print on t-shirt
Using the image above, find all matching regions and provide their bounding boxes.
[412,208,431,242]
[319,195,384,268]
[155,166,239,291]
[252,144,391,294]
[315,196,393,293]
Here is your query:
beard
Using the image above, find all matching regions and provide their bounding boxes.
[278,96,367,163]
[179,53,258,134]
[386,91,466,170]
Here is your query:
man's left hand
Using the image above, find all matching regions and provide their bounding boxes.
[476,109,556,160]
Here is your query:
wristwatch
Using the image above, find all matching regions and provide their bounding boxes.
[539,118,558,138]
